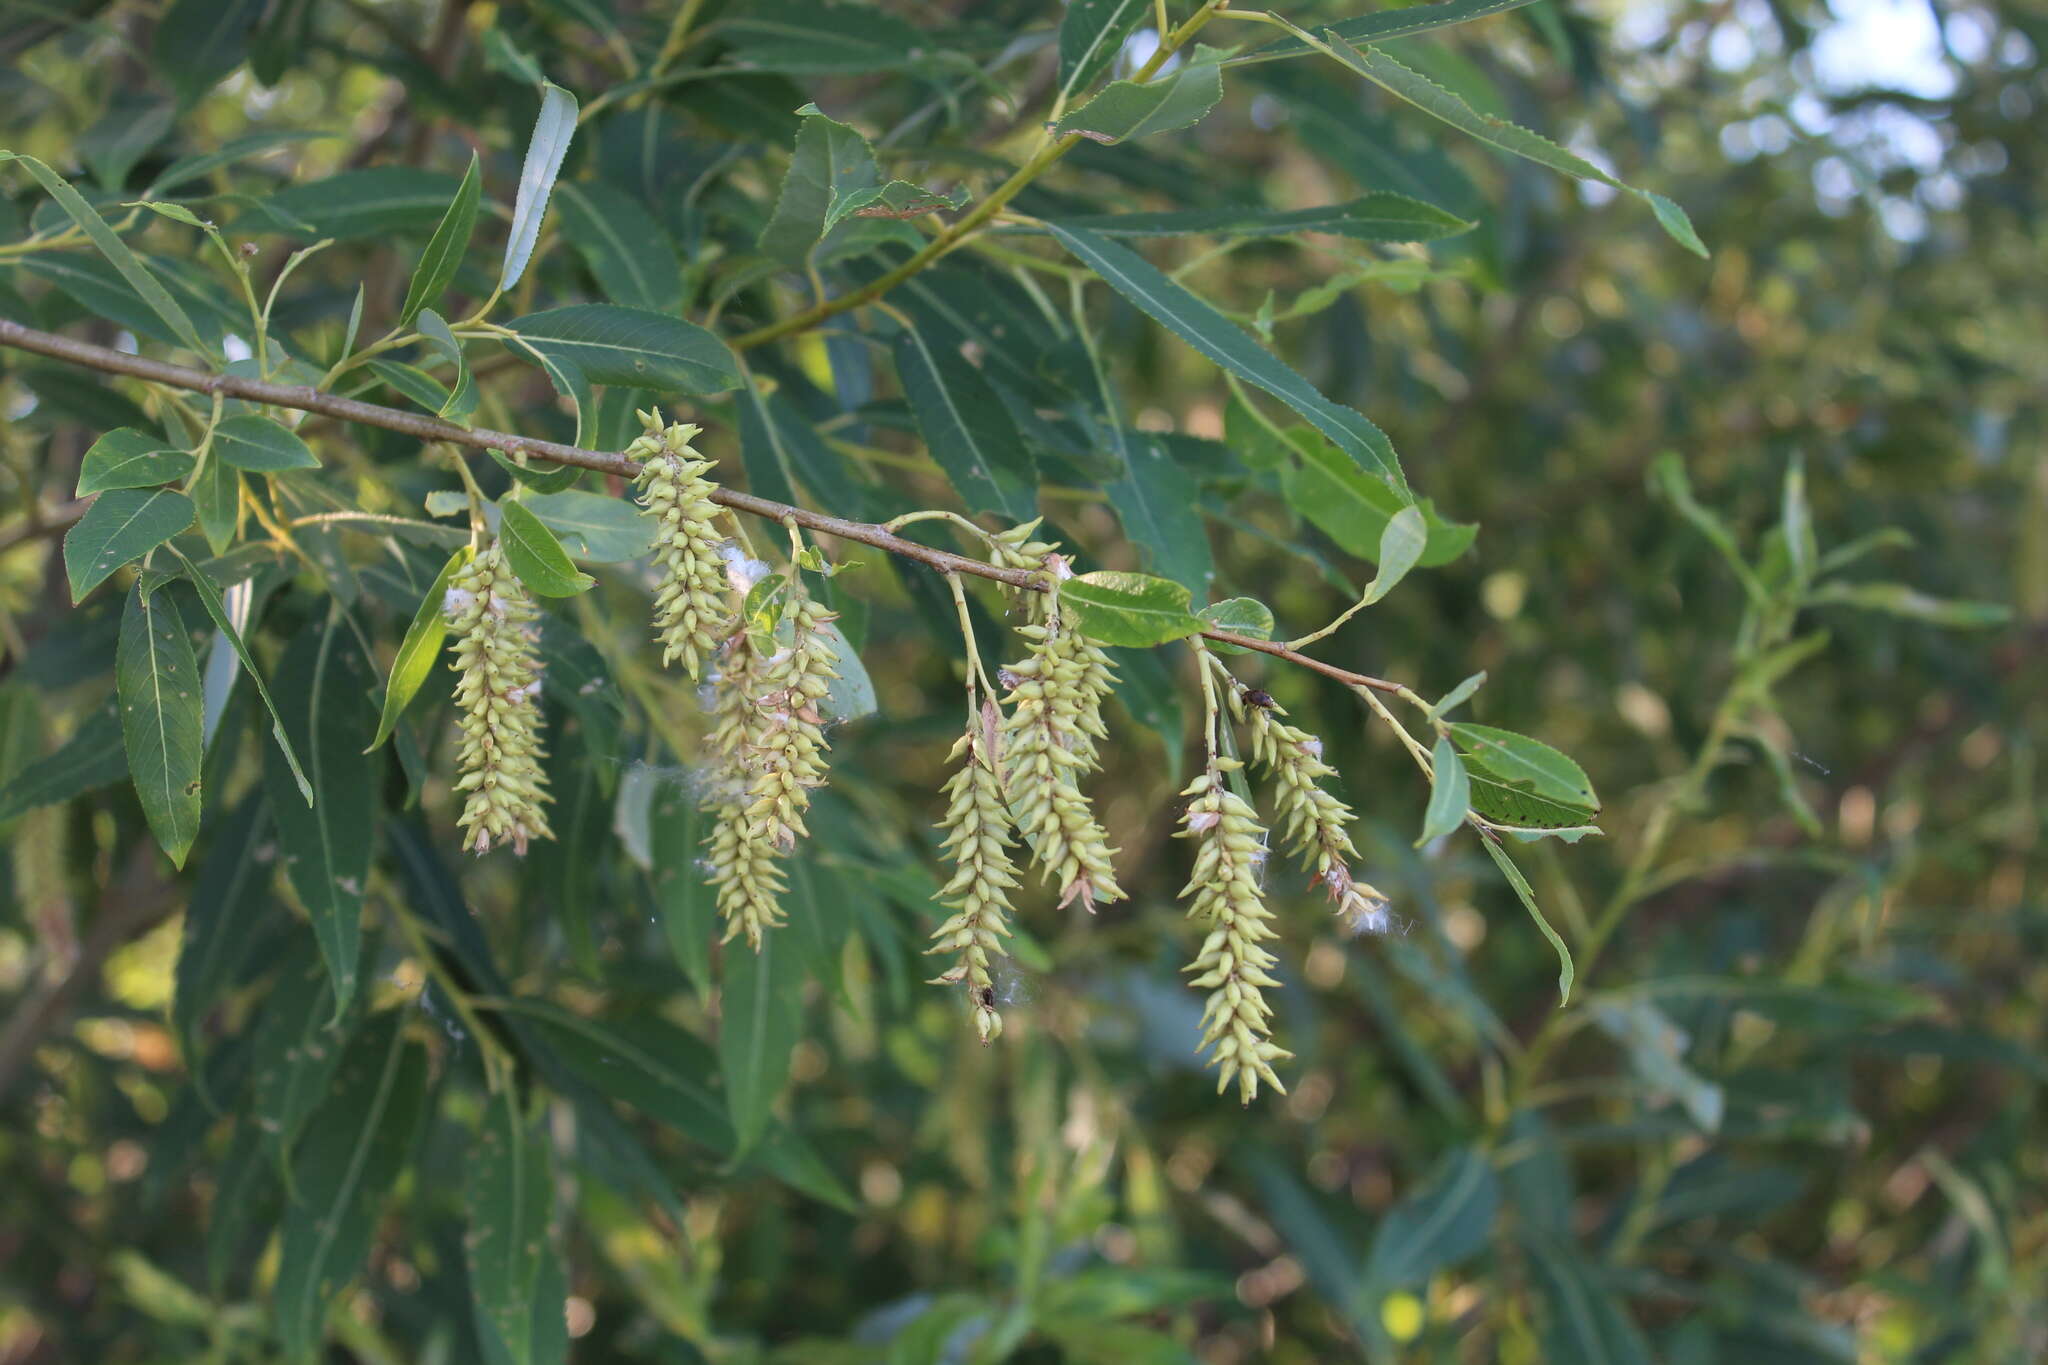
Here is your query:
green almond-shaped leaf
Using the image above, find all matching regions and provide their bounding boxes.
[1466,772,1600,834]
[269,614,380,1020]
[466,1084,555,1365]
[758,103,878,265]
[1317,37,1707,258]
[1482,833,1573,1002]
[3,152,209,355]
[1361,1146,1500,1292]
[500,82,578,293]
[1062,571,1203,648]
[1805,581,2011,629]
[894,328,1038,521]
[1278,425,1474,567]
[499,501,594,597]
[1357,503,1427,606]
[188,451,239,555]
[1059,0,1150,98]
[508,304,739,395]
[721,923,805,1159]
[1049,223,1408,491]
[212,414,319,472]
[1418,735,1470,846]
[1054,44,1229,144]
[1453,723,1598,811]
[555,179,683,313]
[523,491,655,563]
[1050,191,1472,242]
[117,582,205,866]
[170,547,311,804]
[274,1011,427,1362]
[65,487,196,603]
[1429,671,1486,719]
[399,150,481,326]
[77,428,193,495]
[371,545,473,751]
[0,700,128,824]
[1198,597,1274,654]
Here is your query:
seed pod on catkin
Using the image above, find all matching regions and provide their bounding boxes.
[702,591,840,948]
[999,611,1123,911]
[445,543,553,855]
[630,409,731,678]
[1238,690,1391,933]
[1177,769,1290,1103]
[926,705,1020,1042]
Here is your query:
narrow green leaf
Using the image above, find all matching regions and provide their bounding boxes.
[1466,772,1601,834]
[721,927,804,1158]
[144,129,340,198]
[399,150,481,327]
[523,491,654,563]
[1419,736,1469,846]
[1061,571,1203,647]
[1452,724,1598,810]
[1050,223,1409,491]
[371,546,473,751]
[1056,45,1229,144]
[1059,0,1150,98]
[508,304,740,395]
[1317,37,1707,257]
[1482,834,1573,1002]
[1241,0,1542,64]
[466,1084,555,1365]
[268,614,380,1020]
[893,328,1038,520]
[172,794,272,1074]
[1523,1241,1654,1365]
[555,179,683,313]
[65,488,195,603]
[367,359,454,416]
[170,547,311,804]
[500,82,578,293]
[416,308,477,424]
[651,791,713,992]
[499,501,595,597]
[117,582,204,866]
[251,943,355,1170]
[274,1011,427,1362]
[77,428,193,495]
[1106,432,1212,596]
[1277,425,1474,566]
[1430,672,1486,719]
[1361,1146,1500,1291]
[1050,192,1472,241]
[261,166,462,239]
[1649,452,1766,606]
[3,153,209,355]
[212,414,319,472]
[0,700,128,823]
[1806,581,2011,629]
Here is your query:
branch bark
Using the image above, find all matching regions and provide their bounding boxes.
[0,318,1400,693]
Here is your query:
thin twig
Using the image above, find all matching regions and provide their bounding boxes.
[0,318,1402,694]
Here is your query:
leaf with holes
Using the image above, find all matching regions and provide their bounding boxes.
[77,429,193,495]
[65,488,195,603]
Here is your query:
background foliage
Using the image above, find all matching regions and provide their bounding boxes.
[0,0,2041,1362]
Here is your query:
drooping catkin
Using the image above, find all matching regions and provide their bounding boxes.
[926,708,1019,1042]
[1177,769,1290,1103]
[999,610,1124,912]
[702,592,840,948]
[1239,690,1391,932]
[445,543,553,855]
[630,410,730,678]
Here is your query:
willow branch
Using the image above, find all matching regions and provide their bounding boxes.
[0,319,1400,694]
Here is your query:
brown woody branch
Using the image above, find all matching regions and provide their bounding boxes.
[0,319,1400,693]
